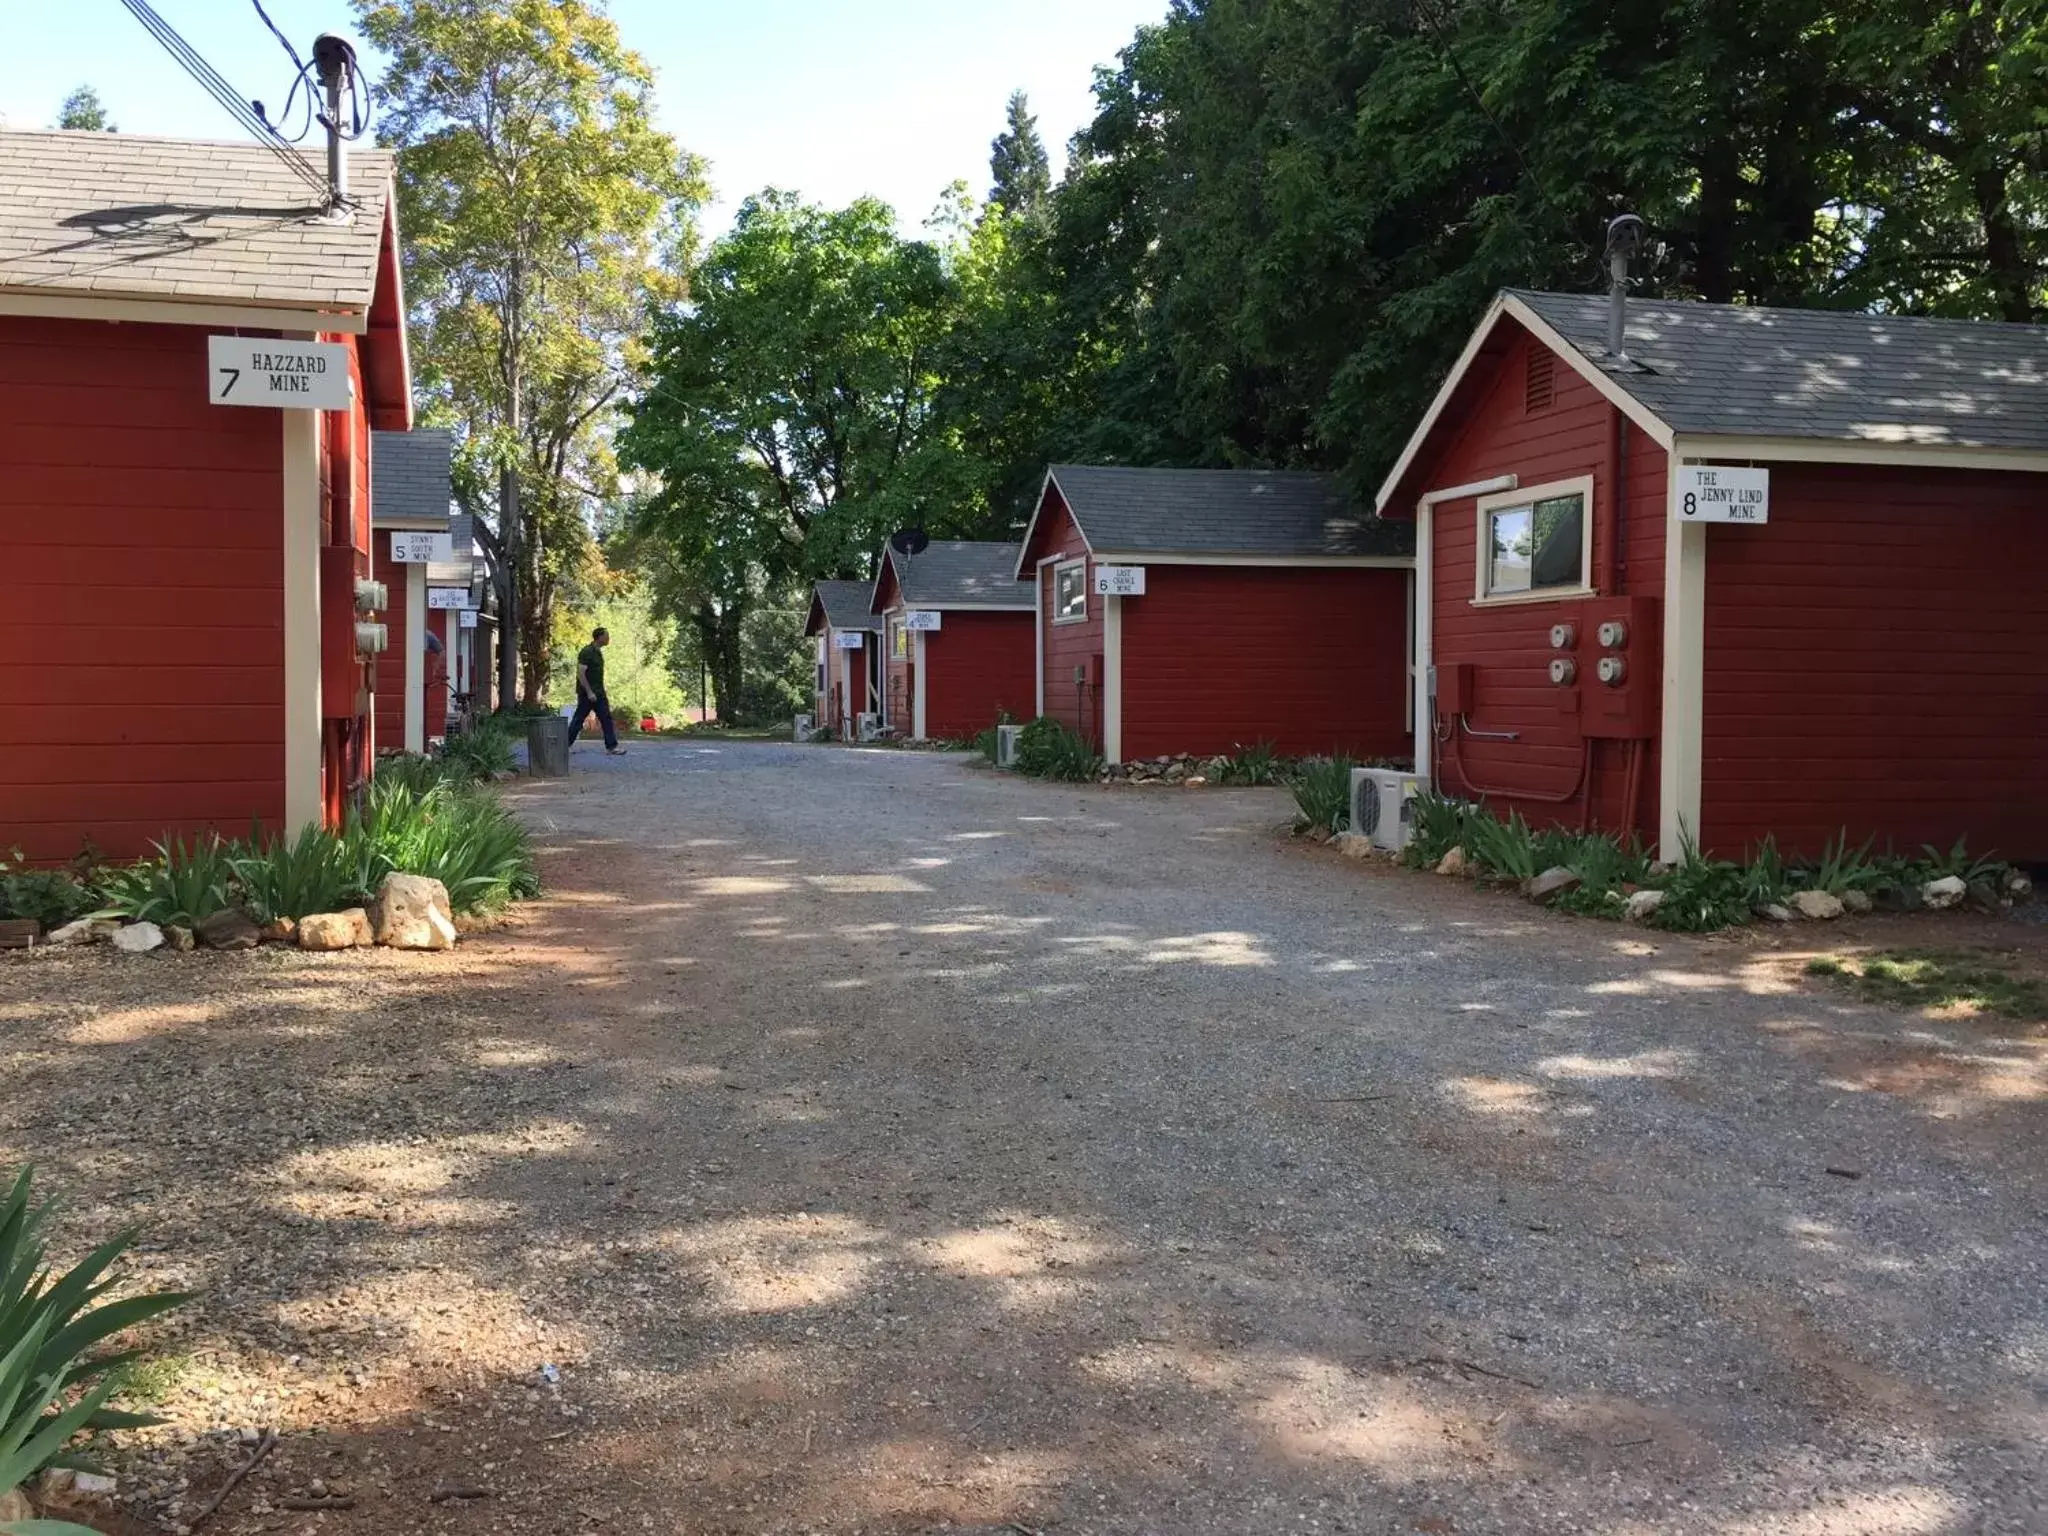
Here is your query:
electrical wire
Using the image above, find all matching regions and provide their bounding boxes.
[1411,0,1555,213]
[117,0,333,201]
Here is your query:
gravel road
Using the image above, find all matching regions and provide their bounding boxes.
[4,738,2044,1535]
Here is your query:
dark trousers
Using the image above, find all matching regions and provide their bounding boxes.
[566,692,617,749]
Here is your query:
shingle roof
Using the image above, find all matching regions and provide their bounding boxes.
[1047,465,1415,559]
[884,541,1033,608]
[1513,289,2048,450]
[371,429,452,529]
[0,130,394,314]
[812,579,882,632]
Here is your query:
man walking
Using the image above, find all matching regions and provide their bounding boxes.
[566,626,626,756]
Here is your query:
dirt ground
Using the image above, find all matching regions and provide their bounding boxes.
[2,740,2044,1536]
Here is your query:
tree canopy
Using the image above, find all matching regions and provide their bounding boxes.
[988,90,1051,219]
[55,86,114,132]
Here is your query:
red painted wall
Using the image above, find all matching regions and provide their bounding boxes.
[1700,464,2048,861]
[1416,324,1668,843]
[426,608,450,741]
[1120,566,1411,761]
[825,633,874,736]
[0,316,285,863]
[923,610,1037,740]
[1025,489,1104,744]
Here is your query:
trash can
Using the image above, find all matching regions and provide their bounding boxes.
[527,714,570,777]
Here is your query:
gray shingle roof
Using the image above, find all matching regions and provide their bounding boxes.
[372,429,452,529]
[812,579,882,632]
[1048,465,1414,558]
[0,129,394,314]
[883,541,1033,608]
[1513,289,2048,450]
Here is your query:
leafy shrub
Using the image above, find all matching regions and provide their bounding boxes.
[1460,808,1541,883]
[1800,828,1881,896]
[1649,826,1751,932]
[350,776,538,914]
[0,851,100,932]
[0,1167,188,1528]
[1917,835,2006,887]
[1404,792,1473,868]
[1219,740,1283,786]
[1742,833,1789,909]
[1289,755,1356,836]
[1552,831,1653,916]
[438,715,518,784]
[99,834,236,928]
[231,823,357,923]
[1014,717,1101,782]
[372,752,447,795]
[972,724,1001,763]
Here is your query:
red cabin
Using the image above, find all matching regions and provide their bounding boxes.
[0,129,412,862]
[370,429,456,753]
[1378,289,2048,862]
[1015,467,1415,764]
[870,542,1035,741]
[805,580,883,740]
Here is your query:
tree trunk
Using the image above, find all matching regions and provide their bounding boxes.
[1975,163,2034,322]
[693,600,747,725]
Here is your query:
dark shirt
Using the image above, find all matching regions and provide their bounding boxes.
[577,643,605,699]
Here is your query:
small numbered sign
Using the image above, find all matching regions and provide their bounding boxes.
[207,336,353,409]
[1093,565,1146,596]
[390,531,455,563]
[1674,466,1769,524]
[903,610,943,631]
[833,631,865,649]
[427,586,474,610]
[458,609,479,629]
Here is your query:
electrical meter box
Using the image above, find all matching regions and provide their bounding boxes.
[1431,661,1473,717]
[321,545,372,720]
[1577,595,1660,738]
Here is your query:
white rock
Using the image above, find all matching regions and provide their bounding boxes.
[1624,889,1666,921]
[1763,903,1796,923]
[1333,833,1374,860]
[111,921,165,954]
[2003,870,2033,899]
[299,908,374,951]
[370,874,457,950]
[1840,889,1874,914]
[71,1471,117,1497]
[1435,846,1469,877]
[1791,890,1845,921]
[1922,875,1967,910]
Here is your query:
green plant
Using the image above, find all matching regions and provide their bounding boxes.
[350,777,538,914]
[1648,824,1751,932]
[1743,834,1790,909]
[1464,808,1540,883]
[437,716,518,784]
[372,752,448,795]
[1404,792,1472,868]
[1802,828,1881,896]
[1288,755,1356,836]
[0,1168,189,1533]
[1219,740,1283,786]
[0,852,99,933]
[1013,717,1102,782]
[1552,831,1653,916]
[1917,835,2006,886]
[230,824,356,923]
[98,835,235,928]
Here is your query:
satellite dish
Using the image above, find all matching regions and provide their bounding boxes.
[889,526,930,557]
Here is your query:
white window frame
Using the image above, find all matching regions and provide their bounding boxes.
[1472,474,1595,606]
[1052,558,1089,625]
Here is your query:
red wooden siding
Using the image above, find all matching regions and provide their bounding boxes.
[874,562,911,731]
[923,610,1037,740]
[0,316,285,862]
[1119,567,1411,761]
[1028,490,1104,744]
[370,542,412,754]
[1417,324,1668,842]
[426,608,450,741]
[1700,465,2048,861]
[824,633,874,735]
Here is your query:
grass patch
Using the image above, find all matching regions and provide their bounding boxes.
[120,1352,194,1408]
[1806,949,2048,1022]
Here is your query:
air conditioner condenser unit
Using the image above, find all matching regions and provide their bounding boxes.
[996,724,1024,768]
[793,712,815,742]
[1350,766,1425,852]
[856,712,882,742]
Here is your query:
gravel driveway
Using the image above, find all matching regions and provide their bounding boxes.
[4,739,2044,1535]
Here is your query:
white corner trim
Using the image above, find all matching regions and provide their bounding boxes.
[281,409,324,832]
[1659,455,1706,860]
[1413,503,1435,782]
[404,562,426,754]
[912,630,928,740]
[1474,474,1595,602]
[0,289,369,334]
[1103,594,1124,765]
[1034,556,1058,716]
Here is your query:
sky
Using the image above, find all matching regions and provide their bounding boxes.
[0,0,1168,234]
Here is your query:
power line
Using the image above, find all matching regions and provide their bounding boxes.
[1411,0,1554,213]
[116,0,333,202]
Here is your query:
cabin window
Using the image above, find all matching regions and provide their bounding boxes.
[1053,560,1088,624]
[891,619,909,660]
[1474,476,1594,603]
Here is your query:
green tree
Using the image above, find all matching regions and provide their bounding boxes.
[619,193,965,720]
[56,85,114,131]
[358,0,707,707]
[988,90,1051,219]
